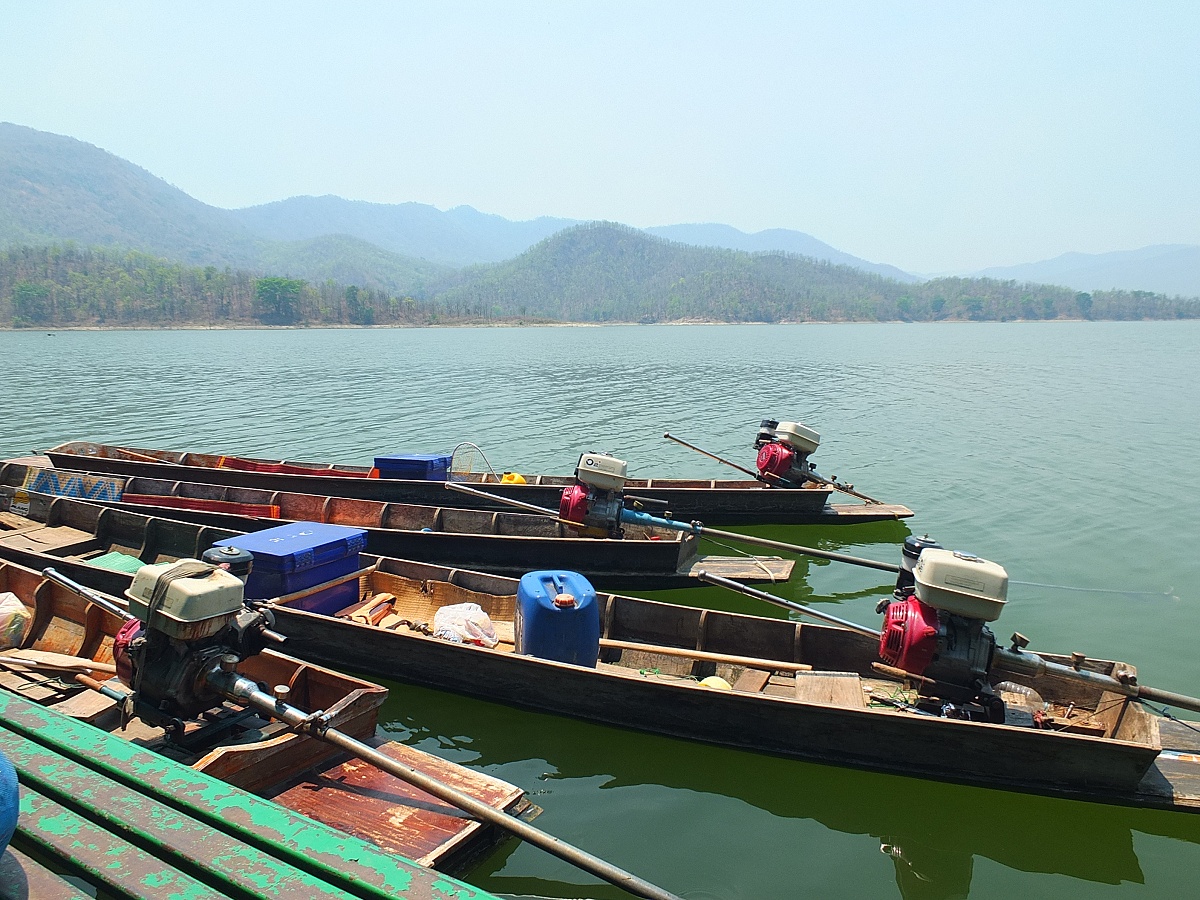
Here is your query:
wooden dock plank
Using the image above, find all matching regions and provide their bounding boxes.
[3,727,402,900]
[0,846,93,900]
[0,689,495,898]
[15,788,231,900]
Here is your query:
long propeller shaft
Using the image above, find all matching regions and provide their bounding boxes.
[37,564,684,900]
[210,670,684,900]
[696,571,883,638]
[445,481,901,574]
[663,432,884,504]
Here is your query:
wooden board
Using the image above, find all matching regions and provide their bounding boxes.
[733,668,772,694]
[680,556,794,581]
[794,672,867,707]
[269,739,529,872]
[0,687,507,896]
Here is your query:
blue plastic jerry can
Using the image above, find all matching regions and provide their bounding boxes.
[515,571,600,667]
[0,750,17,854]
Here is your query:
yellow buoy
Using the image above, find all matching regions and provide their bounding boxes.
[500,472,527,484]
[698,675,732,691]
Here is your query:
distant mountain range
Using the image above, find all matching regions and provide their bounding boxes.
[2,122,1198,303]
[230,196,577,268]
[972,245,1200,297]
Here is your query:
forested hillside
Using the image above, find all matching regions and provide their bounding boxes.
[0,245,442,327]
[429,223,1198,323]
[3,125,1197,328]
[0,123,260,266]
[2,230,1196,329]
[0,123,452,296]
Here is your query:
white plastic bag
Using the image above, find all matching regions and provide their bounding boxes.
[0,592,31,651]
[432,603,499,648]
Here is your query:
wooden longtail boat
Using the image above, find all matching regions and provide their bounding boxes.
[0,556,531,883]
[2,490,1199,813]
[0,464,794,589]
[45,441,914,525]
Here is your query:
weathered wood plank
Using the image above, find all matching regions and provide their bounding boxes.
[0,846,92,900]
[271,739,527,873]
[794,672,868,707]
[733,668,772,694]
[0,689,489,896]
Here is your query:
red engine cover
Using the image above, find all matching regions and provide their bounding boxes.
[559,483,590,525]
[756,442,795,479]
[879,596,940,675]
[113,617,143,687]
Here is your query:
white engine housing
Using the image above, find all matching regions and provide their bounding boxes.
[126,560,246,639]
[574,453,628,491]
[914,549,1008,622]
[773,421,821,455]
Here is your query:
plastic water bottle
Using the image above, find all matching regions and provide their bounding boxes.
[995,681,1045,709]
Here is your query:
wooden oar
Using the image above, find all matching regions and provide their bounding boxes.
[601,638,812,672]
[117,447,181,464]
[0,649,117,675]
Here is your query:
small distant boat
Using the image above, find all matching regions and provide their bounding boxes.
[45,440,914,525]
[0,462,795,589]
[0,557,530,889]
[2,487,1199,814]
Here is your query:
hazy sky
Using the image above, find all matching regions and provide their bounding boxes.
[2,2,1197,272]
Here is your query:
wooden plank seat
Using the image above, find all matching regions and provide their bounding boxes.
[794,671,868,707]
[0,524,100,557]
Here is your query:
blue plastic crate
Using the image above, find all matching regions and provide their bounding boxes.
[212,522,367,613]
[373,454,452,481]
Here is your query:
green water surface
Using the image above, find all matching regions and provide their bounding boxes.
[2,321,1198,899]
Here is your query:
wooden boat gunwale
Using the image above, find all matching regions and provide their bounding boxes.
[2,495,1192,813]
[44,441,915,525]
[0,465,796,588]
[0,556,532,879]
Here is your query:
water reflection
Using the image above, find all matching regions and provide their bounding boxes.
[376,680,1200,899]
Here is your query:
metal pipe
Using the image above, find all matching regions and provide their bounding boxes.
[447,481,901,574]
[446,480,563,517]
[210,670,684,900]
[664,432,885,504]
[992,648,1200,715]
[688,523,900,573]
[42,567,134,621]
[662,433,768,483]
[696,571,883,639]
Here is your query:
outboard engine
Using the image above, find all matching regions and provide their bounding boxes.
[892,534,943,597]
[753,419,821,486]
[878,548,1010,722]
[115,557,282,723]
[559,453,629,538]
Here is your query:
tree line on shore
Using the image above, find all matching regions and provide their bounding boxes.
[2,231,1197,329]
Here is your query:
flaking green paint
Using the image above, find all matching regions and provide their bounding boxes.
[1,689,499,899]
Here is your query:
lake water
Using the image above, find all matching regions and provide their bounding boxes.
[2,322,1199,899]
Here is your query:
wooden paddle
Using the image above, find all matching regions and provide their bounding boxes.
[0,648,117,674]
